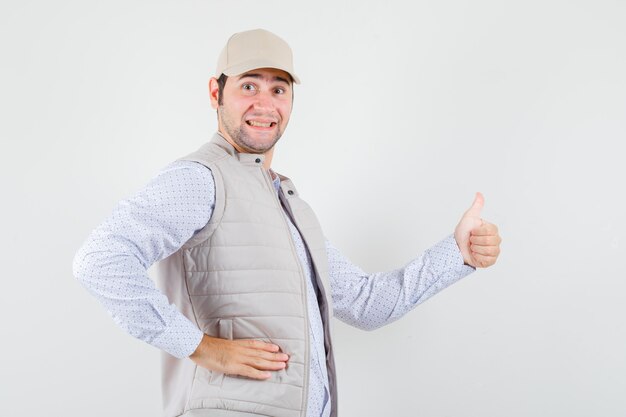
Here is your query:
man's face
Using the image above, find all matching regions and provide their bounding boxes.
[210,68,293,154]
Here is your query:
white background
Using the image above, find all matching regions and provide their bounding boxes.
[1,0,625,416]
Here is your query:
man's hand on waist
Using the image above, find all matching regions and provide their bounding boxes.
[189,334,289,380]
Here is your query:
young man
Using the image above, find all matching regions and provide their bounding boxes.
[73,28,502,417]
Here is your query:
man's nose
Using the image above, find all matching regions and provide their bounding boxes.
[253,90,275,111]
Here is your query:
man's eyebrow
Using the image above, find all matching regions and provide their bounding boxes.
[237,73,291,85]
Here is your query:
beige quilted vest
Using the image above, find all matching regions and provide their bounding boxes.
[155,133,337,417]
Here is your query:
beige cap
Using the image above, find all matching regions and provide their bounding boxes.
[215,29,300,84]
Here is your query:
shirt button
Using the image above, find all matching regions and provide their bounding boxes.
[288,190,294,195]
[255,158,261,163]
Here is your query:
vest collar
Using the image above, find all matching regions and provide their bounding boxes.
[210,131,269,167]
[208,132,299,198]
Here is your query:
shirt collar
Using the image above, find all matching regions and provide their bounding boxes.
[270,170,281,192]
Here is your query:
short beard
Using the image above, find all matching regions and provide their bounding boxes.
[218,105,282,154]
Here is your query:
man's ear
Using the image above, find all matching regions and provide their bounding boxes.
[208,77,220,110]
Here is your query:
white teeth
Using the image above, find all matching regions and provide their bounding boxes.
[248,120,273,127]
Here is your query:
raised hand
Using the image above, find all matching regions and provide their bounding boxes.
[454,192,501,268]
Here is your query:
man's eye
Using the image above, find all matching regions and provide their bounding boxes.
[242,83,256,91]
[274,87,285,94]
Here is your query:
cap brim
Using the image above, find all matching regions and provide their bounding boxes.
[220,59,300,84]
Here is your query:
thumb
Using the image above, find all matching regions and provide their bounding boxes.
[463,192,484,218]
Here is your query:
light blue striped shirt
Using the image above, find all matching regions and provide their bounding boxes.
[73,160,475,417]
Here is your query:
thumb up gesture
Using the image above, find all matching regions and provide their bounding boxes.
[454,192,501,268]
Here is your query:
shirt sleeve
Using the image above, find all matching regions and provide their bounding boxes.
[327,234,475,331]
[72,160,215,358]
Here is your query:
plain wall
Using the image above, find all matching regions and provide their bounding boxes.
[1,0,625,416]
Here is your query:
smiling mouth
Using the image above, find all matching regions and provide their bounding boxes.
[246,120,276,128]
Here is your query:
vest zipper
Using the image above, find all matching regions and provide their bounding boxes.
[260,167,310,417]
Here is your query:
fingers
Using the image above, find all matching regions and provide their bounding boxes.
[239,340,289,361]
[248,348,289,364]
[470,243,500,257]
[232,339,290,377]
[469,222,501,267]
[470,252,498,268]
[245,355,288,371]
[469,234,501,246]
[470,222,499,236]
[237,365,272,380]
[243,339,282,352]
[223,356,288,381]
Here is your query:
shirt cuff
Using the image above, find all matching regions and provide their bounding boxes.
[150,312,204,359]
[439,234,476,276]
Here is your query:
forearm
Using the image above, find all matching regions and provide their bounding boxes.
[329,234,475,331]
[72,160,214,358]
[73,241,203,358]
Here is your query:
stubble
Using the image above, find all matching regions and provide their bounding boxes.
[218,105,282,154]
